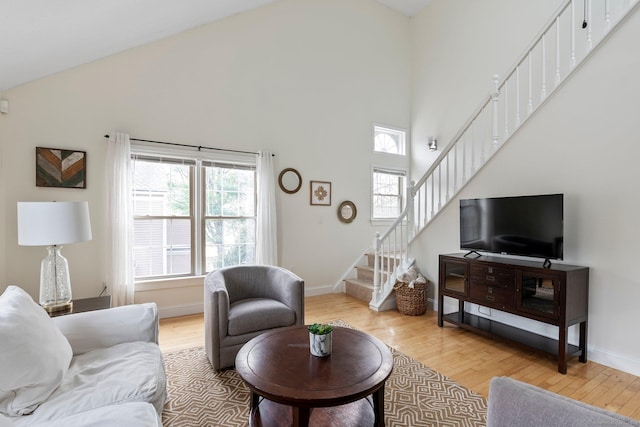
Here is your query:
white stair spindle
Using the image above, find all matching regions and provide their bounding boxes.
[470,122,476,175]
[516,66,521,126]
[446,153,450,202]
[462,133,467,183]
[492,74,500,147]
[571,0,577,69]
[605,0,611,31]
[438,164,442,211]
[453,144,458,193]
[430,176,435,218]
[586,0,593,51]
[555,16,561,86]
[541,35,547,100]
[527,51,533,114]
[504,82,509,139]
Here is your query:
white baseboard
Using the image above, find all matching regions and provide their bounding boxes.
[304,284,336,297]
[158,302,203,319]
[589,346,640,377]
[433,300,640,377]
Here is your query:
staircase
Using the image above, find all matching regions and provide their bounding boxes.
[344,252,400,305]
[336,0,640,310]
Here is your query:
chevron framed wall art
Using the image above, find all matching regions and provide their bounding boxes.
[36,147,87,189]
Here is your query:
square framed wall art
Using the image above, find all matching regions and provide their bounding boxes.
[310,181,331,206]
[36,147,87,189]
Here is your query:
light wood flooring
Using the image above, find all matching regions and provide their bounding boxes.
[159,293,640,421]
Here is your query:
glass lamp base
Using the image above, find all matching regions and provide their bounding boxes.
[41,300,73,313]
[39,245,73,310]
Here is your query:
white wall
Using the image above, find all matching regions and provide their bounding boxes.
[0,0,411,314]
[411,0,640,375]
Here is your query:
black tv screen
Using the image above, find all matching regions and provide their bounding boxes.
[460,194,563,260]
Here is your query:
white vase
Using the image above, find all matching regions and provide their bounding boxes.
[309,332,332,357]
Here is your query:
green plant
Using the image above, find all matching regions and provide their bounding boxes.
[308,323,333,335]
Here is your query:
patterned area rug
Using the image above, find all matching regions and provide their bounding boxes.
[162,323,487,426]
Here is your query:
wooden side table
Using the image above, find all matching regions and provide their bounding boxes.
[49,295,112,317]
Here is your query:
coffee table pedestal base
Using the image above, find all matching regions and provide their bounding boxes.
[249,396,379,427]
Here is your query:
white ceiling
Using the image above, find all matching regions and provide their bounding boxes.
[0,0,431,91]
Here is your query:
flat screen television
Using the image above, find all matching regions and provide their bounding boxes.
[460,193,563,260]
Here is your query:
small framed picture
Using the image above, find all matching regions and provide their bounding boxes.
[310,181,331,206]
[36,147,87,189]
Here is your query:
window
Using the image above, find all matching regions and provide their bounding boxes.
[372,124,408,220]
[372,168,405,219]
[203,162,256,271]
[132,153,256,280]
[374,125,406,155]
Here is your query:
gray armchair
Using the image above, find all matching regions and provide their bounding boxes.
[204,265,305,370]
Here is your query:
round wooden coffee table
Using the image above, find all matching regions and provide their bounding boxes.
[235,325,393,427]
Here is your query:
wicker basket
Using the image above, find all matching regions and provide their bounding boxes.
[393,280,429,316]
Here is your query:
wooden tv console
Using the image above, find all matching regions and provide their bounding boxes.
[438,253,589,374]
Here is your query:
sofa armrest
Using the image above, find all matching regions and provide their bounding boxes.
[52,303,159,356]
[487,376,640,427]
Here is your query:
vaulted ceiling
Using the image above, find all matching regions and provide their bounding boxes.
[0,0,431,91]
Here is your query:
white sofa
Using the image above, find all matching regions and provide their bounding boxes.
[0,286,166,427]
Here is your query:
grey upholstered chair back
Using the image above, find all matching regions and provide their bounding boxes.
[204,265,304,370]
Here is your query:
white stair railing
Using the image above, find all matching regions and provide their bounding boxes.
[369,0,639,310]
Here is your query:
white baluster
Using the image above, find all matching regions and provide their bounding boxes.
[453,144,458,193]
[480,110,485,163]
[373,232,381,300]
[438,164,442,211]
[571,0,577,69]
[605,0,611,32]
[462,133,467,183]
[527,51,533,114]
[504,83,510,140]
[541,35,547,100]
[492,74,500,147]
[446,153,450,202]
[470,123,476,175]
[586,0,593,51]
[515,66,521,126]
[555,16,561,86]
[430,175,435,218]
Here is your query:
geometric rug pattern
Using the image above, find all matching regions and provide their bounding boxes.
[162,322,487,426]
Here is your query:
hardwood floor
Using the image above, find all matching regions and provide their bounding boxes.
[159,293,640,421]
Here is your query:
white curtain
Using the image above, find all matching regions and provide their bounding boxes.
[256,151,278,265]
[105,132,134,306]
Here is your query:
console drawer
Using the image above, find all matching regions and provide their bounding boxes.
[469,284,515,310]
[470,264,514,288]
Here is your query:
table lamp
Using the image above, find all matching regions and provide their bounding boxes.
[17,201,92,312]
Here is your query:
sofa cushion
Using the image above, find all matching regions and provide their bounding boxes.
[12,402,160,427]
[228,298,295,336]
[22,341,166,424]
[0,286,73,416]
[487,376,640,427]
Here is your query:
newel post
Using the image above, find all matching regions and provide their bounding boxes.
[372,232,381,303]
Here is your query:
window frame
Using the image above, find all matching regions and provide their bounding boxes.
[371,124,409,222]
[130,144,257,283]
[371,167,407,220]
[200,161,257,272]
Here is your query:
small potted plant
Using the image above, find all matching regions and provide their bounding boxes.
[308,323,333,357]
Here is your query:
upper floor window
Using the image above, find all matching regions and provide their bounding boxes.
[132,153,256,280]
[374,125,406,156]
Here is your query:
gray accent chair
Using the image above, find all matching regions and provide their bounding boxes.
[487,376,640,426]
[204,265,305,370]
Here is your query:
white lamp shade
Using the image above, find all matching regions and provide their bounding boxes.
[17,201,92,246]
